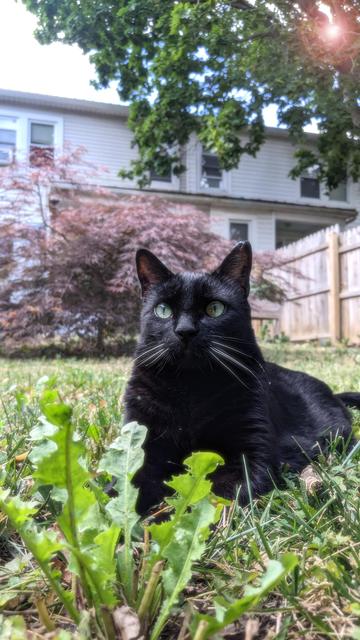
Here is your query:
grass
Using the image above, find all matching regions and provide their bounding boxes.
[0,343,359,639]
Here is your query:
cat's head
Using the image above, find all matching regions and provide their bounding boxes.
[135,242,257,373]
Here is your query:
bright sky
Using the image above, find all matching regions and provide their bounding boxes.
[0,0,315,131]
[0,0,120,103]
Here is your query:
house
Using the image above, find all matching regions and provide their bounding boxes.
[0,87,358,251]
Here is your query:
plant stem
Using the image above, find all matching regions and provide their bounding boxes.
[150,517,206,640]
[100,606,117,640]
[138,560,164,623]
[139,528,150,587]
[70,546,116,639]
[119,446,138,604]
[63,420,94,608]
[193,621,209,640]
[35,598,56,631]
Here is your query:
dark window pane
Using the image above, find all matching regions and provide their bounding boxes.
[230,222,249,242]
[0,129,16,145]
[203,154,221,172]
[300,177,320,199]
[30,123,54,146]
[150,168,172,182]
[202,152,222,188]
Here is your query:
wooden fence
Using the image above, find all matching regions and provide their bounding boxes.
[272,224,360,344]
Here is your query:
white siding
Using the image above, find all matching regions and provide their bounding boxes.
[254,214,276,252]
[230,137,301,202]
[0,103,63,158]
[63,112,137,188]
[198,135,359,215]
[1,95,359,250]
[64,111,181,192]
[209,208,275,251]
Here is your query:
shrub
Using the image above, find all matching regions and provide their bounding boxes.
[0,150,285,355]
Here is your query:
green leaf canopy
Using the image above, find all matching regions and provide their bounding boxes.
[22,0,360,187]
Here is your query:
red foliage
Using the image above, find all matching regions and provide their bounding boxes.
[0,149,284,355]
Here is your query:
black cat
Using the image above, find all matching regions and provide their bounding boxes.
[124,242,358,515]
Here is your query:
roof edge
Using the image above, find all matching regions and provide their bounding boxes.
[0,87,318,139]
[0,87,128,118]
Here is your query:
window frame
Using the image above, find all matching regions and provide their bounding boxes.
[150,167,172,183]
[198,145,230,193]
[201,151,223,190]
[26,115,63,157]
[29,120,56,166]
[148,152,180,191]
[0,115,18,166]
[300,175,320,199]
[229,220,250,243]
[30,121,55,147]
[209,210,254,245]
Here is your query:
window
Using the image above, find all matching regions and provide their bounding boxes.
[329,180,347,202]
[0,116,17,165]
[201,152,222,189]
[30,122,55,166]
[300,166,320,199]
[300,176,320,198]
[150,167,172,183]
[230,222,249,242]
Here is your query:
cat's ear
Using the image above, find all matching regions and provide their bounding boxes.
[213,241,252,296]
[136,249,173,296]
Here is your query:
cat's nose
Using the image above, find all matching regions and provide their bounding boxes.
[175,317,197,341]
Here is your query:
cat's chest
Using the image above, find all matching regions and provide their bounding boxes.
[128,372,254,444]
[155,382,245,437]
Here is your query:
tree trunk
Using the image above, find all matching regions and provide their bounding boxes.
[96,318,105,356]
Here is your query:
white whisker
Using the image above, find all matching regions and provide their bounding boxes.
[211,345,263,387]
[212,333,255,345]
[155,350,171,374]
[212,340,268,378]
[209,348,251,391]
[135,343,164,361]
[142,348,169,368]
[137,347,165,366]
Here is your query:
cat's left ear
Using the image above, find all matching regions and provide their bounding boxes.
[213,241,252,296]
[136,248,173,296]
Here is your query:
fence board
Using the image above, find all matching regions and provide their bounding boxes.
[271,224,360,344]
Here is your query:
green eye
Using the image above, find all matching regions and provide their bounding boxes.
[154,302,173,319]
[206,300,225,318]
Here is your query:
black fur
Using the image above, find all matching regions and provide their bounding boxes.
[124,243,357,515]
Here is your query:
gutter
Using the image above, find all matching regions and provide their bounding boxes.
[50,183,357,223]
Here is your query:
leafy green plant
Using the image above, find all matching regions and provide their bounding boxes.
[0,385,298,638]
[1,349,359,638]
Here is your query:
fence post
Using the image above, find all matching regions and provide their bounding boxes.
[328,232,341,344]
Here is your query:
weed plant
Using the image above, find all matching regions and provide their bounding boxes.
[0,344,359,639]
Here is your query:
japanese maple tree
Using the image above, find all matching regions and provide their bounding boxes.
[0,150,285,355]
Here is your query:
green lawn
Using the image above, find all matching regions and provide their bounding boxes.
[0,344,359,639]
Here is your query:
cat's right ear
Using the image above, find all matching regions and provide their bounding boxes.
[213,241,252,296]
[136,249,173,296]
